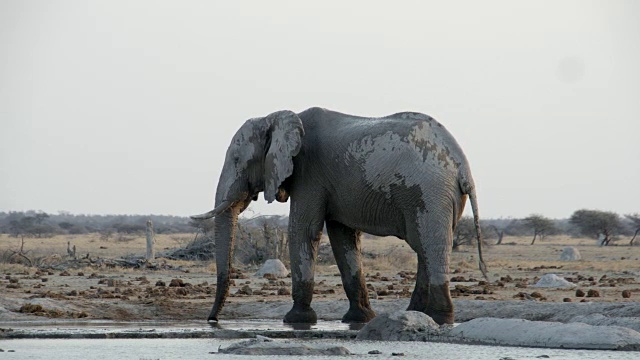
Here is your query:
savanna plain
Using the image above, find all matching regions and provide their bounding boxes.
[1,233,638,323]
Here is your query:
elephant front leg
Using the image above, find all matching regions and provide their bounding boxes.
[283,215,323,324]
[326,220,376,323]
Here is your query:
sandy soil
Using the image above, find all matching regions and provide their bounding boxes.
[1,234,639,323]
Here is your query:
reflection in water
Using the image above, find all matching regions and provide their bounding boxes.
[207,322,223,330]
[201,319,354,332]
[212,320,365,331]
[283,322,313,331]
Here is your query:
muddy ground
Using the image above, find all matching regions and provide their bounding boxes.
[1,234,639,323]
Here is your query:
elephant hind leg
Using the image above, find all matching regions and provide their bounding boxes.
[327,220,376,323]
[406,209,455,325]
[407,253,429,313]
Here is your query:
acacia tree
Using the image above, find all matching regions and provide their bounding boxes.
[522,214,556,245]
[625,213,640,246]
[570,209,622,246]
[453,216,475,250]
[486,219,516,245]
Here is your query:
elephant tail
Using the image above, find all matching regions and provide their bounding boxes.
[460,175,489,280]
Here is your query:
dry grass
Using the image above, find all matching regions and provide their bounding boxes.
[0,262,32,274]
[0,233,192,260]
[2,233,639,278]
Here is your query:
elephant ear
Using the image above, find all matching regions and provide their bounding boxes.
[263,110,304,203]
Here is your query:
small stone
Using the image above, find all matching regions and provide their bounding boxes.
[357,311,440,341]
[533,274,575,288]
[19,304,43,313]
[277,287,291,296]
[392,353,405,356]
[59,271,70,276]
[77,272,84,276]
[530,292,543,298]
[563,298,573,302]
[368,350,382,354]
[169,279,184,287]
[176,288,188,296]
[576,289,586,297]
[622,290,631,298]
[237,285,252,295]
[255,259,289,278]
[155,280,166,287]
[587,289,600,298]
[560,247,581,261]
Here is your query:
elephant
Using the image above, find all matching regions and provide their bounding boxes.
[192,107,487,325]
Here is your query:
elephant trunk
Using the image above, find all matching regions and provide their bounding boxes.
[208,206,240,322]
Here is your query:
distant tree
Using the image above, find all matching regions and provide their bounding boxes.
[624,213,640,246]
[33,211,49,225]
[569,209,623,246]
[58,222,75,231]
[8,216,35,237]
[486,219,516,245]
[522,214,556,245]
[453,217,475,250]
[487,225,504,245]
[113,223,146,234]
[189,218,215,235]
[0,211,200,236]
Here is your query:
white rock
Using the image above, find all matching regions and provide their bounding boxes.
[219,338,351,355]
[450,317,640,350]
[570,314,640,333]
[255,259,289,278]
[560,247,581,261]
[356,311,442,341]
[532,274,576,288]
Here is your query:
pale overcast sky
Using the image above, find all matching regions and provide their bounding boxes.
[1,1,639,219]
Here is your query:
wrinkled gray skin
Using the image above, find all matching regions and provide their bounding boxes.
[192,107,486,325]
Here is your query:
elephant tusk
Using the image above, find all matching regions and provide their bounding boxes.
[190,200,233,220]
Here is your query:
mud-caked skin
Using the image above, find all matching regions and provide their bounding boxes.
[192,107,486,325]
